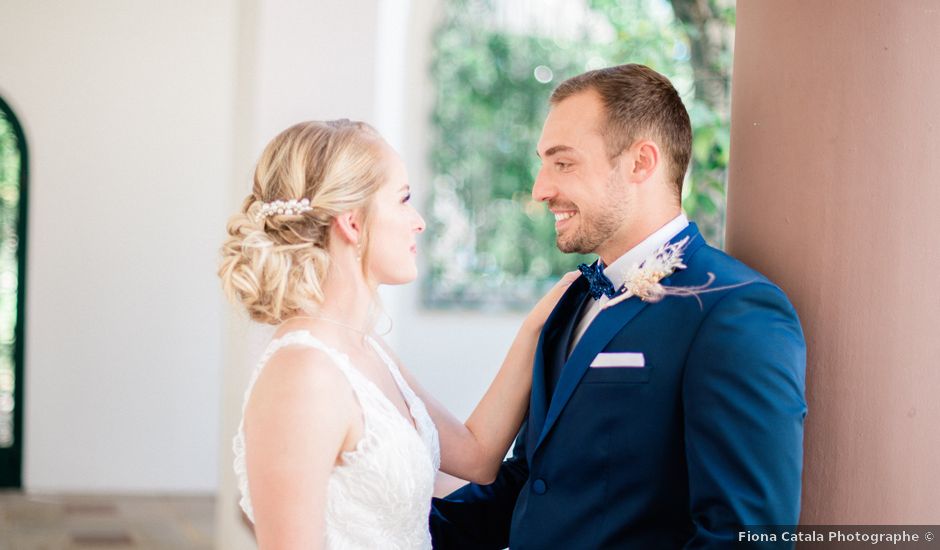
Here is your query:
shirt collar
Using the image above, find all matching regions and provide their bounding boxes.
[601,213,689,284]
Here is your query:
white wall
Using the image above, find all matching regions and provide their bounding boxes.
[0,0,235,492]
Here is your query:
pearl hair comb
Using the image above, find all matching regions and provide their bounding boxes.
[257,198,312,220]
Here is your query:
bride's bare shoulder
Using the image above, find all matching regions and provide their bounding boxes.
[248,343,357,422]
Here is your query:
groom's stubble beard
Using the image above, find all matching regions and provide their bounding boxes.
[555,167,631,255]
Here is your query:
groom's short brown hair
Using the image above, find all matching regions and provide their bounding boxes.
[551,64,692,198]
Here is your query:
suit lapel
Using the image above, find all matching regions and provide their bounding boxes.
[535,295,651,450]
[533,223,706,452]
[529,276,589,452]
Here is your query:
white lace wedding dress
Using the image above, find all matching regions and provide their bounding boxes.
[233,331,441,549]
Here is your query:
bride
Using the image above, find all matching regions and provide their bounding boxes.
[219,119,575,549]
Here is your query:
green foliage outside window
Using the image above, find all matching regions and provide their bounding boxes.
[425,0,734,309]
[0,104,22,450]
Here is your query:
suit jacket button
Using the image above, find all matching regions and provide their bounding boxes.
[532,479,547,495]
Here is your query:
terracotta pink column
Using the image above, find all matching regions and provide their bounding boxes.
[725,0,940,523]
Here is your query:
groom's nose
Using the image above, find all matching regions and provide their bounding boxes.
[532,168,555,202]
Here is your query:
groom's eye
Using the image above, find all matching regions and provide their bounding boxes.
[555,161,572,170]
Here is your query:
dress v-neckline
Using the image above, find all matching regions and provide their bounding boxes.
[359,336,421,435]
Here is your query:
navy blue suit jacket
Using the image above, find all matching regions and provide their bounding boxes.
[431,223,806,549]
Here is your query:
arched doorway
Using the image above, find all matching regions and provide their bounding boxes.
[0,95,28,488]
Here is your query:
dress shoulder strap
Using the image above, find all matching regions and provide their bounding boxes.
[365,337,420,412]
[365,337,406,381]
[259,331,390,409]
[260,330,349,369]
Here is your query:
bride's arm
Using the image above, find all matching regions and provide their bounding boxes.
[393,272,578,484]
[244,347,357,550]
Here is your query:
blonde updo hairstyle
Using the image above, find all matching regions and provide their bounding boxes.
[219,119,385,324]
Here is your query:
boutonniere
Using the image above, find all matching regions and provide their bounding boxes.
[601,236,716,310]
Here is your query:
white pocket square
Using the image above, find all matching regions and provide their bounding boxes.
[590,352,645,368]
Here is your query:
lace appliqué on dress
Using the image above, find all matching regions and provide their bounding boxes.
[233,331,440,549]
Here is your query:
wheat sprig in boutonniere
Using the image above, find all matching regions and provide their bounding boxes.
[601,236,720,310]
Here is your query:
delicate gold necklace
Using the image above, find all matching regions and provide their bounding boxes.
[287,315,373,338]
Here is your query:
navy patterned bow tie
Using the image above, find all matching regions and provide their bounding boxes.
[578,262,621,300]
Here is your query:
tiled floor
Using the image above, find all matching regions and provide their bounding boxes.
[0,492,214,550]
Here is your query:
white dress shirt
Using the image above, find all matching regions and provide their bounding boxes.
[569,213,689,353]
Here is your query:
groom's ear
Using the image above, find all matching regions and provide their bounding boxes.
[624,139,660,184]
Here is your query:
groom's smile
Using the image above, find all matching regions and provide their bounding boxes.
[552,208,577,230]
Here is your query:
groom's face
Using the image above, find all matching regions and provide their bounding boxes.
[533,90,631,255]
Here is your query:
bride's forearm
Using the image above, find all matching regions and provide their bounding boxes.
[457,318,540,480]
[407,317,541,484]
[396,274,574,484]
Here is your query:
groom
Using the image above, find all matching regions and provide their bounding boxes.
[430,64,806,548]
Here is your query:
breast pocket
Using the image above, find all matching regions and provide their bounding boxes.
[581,351,651,383]
[581,365,651,383]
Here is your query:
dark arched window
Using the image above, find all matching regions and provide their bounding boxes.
[0,96,27,488]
